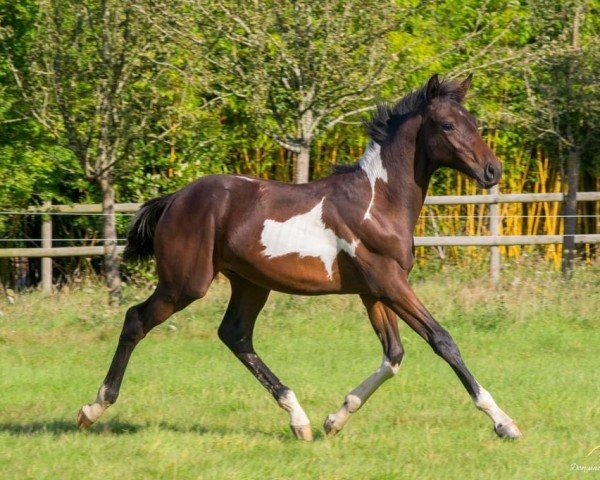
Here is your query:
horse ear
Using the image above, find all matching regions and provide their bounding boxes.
[457,73,473,101]
[426,74,440,102]
[461,73,473,91]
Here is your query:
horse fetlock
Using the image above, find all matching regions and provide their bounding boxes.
[93,384,116,407]
[77,385,115,429]
[277,389,311,428]
[344,394,362,413]
[103,387,119,405]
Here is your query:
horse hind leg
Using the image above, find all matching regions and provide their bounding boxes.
[324,295,404,437]
[218,273,312,441]
[76,286,194,429]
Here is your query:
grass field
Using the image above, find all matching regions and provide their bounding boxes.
[1,263,599,479]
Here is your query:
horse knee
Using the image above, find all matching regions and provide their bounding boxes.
[431,328,461,361]
[388,343,404,370]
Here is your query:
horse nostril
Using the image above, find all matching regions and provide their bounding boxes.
[484,163,496,181]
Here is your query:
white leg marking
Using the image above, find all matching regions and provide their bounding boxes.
[82,385,110,423]
[277,390,310,427]
[474,384,512,426]
[359,142,387,220]
[260,198,358,278]
[474,383,521,437]
[326,356,399,434]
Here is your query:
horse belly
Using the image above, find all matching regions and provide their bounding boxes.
[224,252,365,295]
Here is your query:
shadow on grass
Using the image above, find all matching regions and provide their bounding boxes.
[0,419,142,436]
[0,419,292,440]
[154,422,211,435]
[155,422,289,440]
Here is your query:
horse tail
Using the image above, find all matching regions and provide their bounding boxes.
[123,194,174,263]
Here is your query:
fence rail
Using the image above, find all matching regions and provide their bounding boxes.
[11,191,600,213]
[0,246,126,258]
[422,191,600,205]
[2,191,599,291]
[414,234,599,247]
[3,234,598,257]
[26,202,141,214]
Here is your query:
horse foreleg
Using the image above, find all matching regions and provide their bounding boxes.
[386,280,522,439]
[77,287,191,429]
[218,274,312,441]
[324,295,404,437]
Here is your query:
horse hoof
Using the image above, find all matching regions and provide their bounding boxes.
[323,414,340,437]
[77,408,94,430]
[290,424,313,441]
[494,421,522,439]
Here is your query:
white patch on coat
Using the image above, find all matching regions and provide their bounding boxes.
[278,390,310,427]
[359,142,387,220]
[474,383,514,428]
[260,198,358,278]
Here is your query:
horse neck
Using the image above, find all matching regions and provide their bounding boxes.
[367,115,432,232]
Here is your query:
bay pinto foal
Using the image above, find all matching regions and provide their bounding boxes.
[77,74,522,441]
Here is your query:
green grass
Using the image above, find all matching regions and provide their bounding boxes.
[1,264,599,479]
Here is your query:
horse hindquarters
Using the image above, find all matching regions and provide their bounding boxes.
[151,188,223,300]
[77,189,221,430]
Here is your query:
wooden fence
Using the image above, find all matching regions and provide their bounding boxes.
[1,191,599,292]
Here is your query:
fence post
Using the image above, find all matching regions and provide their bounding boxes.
[489,185,500,282]
[41,200,52,294]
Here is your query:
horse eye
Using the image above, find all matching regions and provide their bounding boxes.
[442,122,454,132]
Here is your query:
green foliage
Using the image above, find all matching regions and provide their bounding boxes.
[515,1,600,171]
[1,0,598,199]
[0,0,598,277]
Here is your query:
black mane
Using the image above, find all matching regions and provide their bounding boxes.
[332,76,469,175]
[332,163,362,174]
[364,78,468,145]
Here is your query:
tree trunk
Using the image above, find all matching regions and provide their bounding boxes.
[294,109,313,184]
[295,142,311,184]
[99,175,121,304]
[561,146,580,278]
[561,6,583,279]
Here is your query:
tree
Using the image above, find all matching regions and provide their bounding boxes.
[519,1,599,276]
[146,0,418,183]
[3,0,177,302]
[147,0,546,183]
